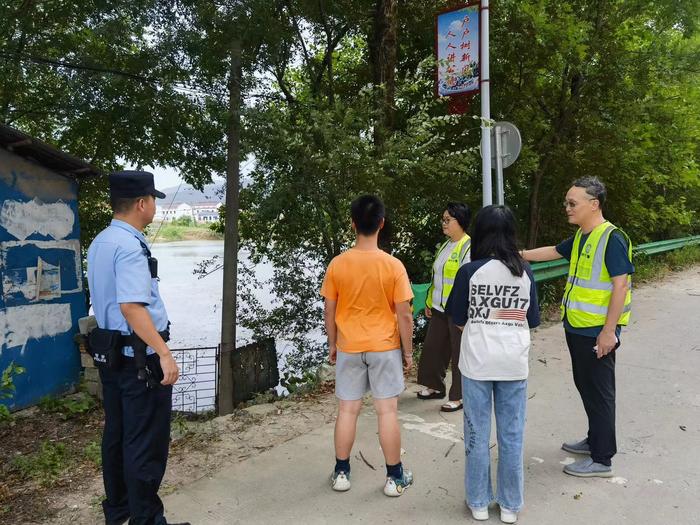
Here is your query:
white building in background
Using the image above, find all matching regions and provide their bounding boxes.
[154,202,193,222]
[191,202,222,223]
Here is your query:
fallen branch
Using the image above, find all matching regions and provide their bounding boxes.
[359,450,376,470]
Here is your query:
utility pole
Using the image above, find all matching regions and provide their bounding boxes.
[219,39,242,415]
[480,0,492,206]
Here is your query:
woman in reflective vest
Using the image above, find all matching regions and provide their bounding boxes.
[416,202,471,412]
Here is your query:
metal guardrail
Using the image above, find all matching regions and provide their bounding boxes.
[531,234,700,282]
[411,235,700,314]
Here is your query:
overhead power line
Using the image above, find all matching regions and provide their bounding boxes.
[0,50,161,83]
[0,50,228,97]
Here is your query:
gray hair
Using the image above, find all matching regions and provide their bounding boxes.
[572,176,606,208]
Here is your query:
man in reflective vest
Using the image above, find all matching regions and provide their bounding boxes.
[522,177,634,478]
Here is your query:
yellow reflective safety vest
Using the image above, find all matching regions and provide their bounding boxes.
[561,221,632,328]
[426,234,471,310]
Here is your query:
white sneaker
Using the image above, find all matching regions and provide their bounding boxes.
[383,469,413,497]
[331,470,351,491]
[469,506,489,520]
[500,507,517,523]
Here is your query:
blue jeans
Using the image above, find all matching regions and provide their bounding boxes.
[462,375,527,512]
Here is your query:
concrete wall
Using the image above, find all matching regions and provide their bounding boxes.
[0,148,87,409]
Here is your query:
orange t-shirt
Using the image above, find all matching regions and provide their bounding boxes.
[320,248,414,353]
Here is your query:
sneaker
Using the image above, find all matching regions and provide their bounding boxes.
[383,468,413,497]
[469,506,489,520]
[331,470,351,491]
[561,437,590,455]
[500,507,518,523]
[563,457,613,478]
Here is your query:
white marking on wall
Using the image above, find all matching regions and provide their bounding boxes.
[0,240,81,293]
[0,198,74,240]
[0,303,73,351]
[652,479,664,485]
[530,456,545,464]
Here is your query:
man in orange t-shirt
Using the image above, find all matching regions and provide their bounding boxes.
[320,195,414,497]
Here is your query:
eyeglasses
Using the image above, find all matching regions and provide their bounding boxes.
[441,217,455,225]
[563,197,597,209]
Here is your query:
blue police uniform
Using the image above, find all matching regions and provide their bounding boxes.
[88,219,169,356]
[87,171,180,525]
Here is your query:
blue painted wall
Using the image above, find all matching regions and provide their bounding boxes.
[0,148,87,410]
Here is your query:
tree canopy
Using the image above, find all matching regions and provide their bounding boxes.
[2,0,699,368]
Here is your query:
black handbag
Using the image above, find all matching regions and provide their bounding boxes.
[87,328,124,370]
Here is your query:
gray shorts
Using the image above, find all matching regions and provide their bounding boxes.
[335,349,405,400]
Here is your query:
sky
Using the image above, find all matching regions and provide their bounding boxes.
[125,164,226,191]
[150,165,184,189]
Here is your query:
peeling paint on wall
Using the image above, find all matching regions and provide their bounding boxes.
[0,303,73,351]
[2,267,38,301]
[0,198,74,240]
[0,142,86,408]
[0,239,82,293]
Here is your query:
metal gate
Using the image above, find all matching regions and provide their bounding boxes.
[170,346,219,414]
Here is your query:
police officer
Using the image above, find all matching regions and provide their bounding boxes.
[87,171,188,525]
[522,177,633,478]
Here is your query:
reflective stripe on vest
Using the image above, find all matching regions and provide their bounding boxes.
[426,235,471,309]
[561,221,632,327]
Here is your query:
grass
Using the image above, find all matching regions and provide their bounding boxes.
[83,441,102,467]
[10,438,103,489]
[633,244,700,282]
[149,221,223,243]
[38,392,97,420]
[12,441,68,487]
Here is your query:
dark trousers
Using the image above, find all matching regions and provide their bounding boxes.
[565,331,617,466]
[99,354,173,525]
[417,308,462,401]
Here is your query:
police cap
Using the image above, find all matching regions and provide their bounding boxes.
[109,170,166,199]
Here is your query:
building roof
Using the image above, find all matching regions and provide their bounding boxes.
[157,202,192,210]
[0,123,102,179]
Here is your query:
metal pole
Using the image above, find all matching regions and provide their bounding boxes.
[480,0,492,207]
[219,40,241,415]
[495,125,504,205]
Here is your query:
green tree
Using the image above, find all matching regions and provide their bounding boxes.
[1,1,227,248]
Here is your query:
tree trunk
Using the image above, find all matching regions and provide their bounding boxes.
[219,40,242,415]
[369,0,398,147]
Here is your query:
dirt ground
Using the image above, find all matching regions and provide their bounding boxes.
[0,400,104,524]
[3,382,340,525]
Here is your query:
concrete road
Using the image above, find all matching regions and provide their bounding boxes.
[164,267,700,524]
